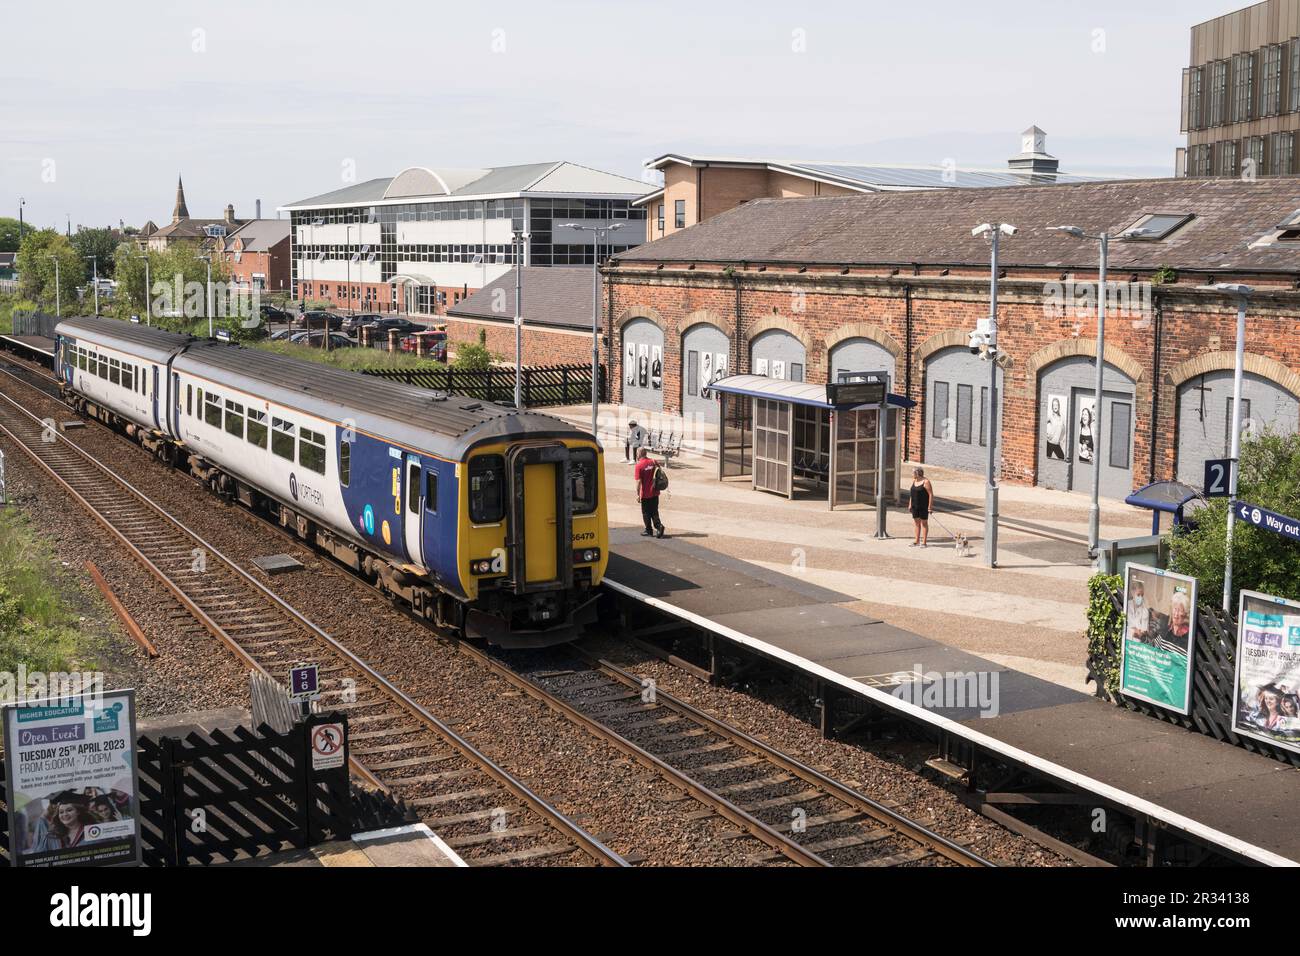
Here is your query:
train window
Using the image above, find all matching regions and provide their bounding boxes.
[224,400,244,439]
[569,448,598,514]
[271,418,295,460]
[204,393,223,428]
[108,358,120,386]
[186,384,193,417]
[407,463,421,514]
[299,428,326,475]
[424,471,437,514]
[339,439,351,486]
[122,364,134,393]
[468,454,505,524]
[247,409,268,449]
[98,355,107,379]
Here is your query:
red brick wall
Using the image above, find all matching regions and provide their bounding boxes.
[444,315,598,367]
[607,264,1300,488]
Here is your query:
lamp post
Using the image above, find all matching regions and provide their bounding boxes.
[46,255,61,318]
[84,255,99,316]
[135,254,151,325]
[510,228,531,409]
[18,197,24,243]
[199,255,214,337]
[971,222,1017,568]
[1206,283,1253,614]
[558,221,623,435]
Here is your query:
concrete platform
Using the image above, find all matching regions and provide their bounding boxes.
[604,532,1300,865]
[232,824,466,867]
[0,333,55,358]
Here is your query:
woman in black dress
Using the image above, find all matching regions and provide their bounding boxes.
[909,467,933,548]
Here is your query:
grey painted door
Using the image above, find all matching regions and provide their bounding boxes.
[750,329,806,382]
[681,323,730,425]
[924,346,1003,475]
[1037,355,1136,499]
[829,337,896,388]
[1176,370,1298,485]
[621,318,665,412]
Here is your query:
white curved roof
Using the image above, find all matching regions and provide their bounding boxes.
[384,166,491,198]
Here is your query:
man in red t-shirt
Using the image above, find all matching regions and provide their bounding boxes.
[633,447,665,538]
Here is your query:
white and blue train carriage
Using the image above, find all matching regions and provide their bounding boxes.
[54,315,610,647]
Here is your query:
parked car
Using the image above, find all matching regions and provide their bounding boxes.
[269,328,293,341]
[294,331,356,349]
[342,312,384,335]
[260,304,289,324]
[400,330,448,360]
[292,310,345,332]
[363,317,425,340]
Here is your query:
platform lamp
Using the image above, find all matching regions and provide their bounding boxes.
[558,221,623,435]
[1201,283,1253,615]
[84,255,99,316]
[198,254,214,337]
[510,228,531,409]
[1051,224,1146,558]
[970,222,1017,569]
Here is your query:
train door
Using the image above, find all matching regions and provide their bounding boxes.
[151,365,161,431]
[506,444,572,590]
[402,454,425,570]
[172,371,181,436]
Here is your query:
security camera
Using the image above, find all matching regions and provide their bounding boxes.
[999,224,1018,237]
[968,330,986,355]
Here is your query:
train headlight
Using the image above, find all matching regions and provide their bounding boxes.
[470,558,497,575]
[572,547,601,565]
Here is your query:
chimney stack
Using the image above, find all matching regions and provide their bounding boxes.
[256,199,262,219]
[224,203,236,224]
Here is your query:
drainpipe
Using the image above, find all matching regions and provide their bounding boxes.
[733,268,743,374]
[606,269,615,403]
[904,283,913,458]
[1149,291,1163,485]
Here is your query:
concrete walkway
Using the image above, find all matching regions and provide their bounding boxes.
[595,435,1152,693]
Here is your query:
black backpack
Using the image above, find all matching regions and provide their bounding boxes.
[653,465,669,492]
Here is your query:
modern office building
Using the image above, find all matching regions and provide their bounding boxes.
[278,162,651,315]
[637,128,1098,242]
[1180,0,1300,177]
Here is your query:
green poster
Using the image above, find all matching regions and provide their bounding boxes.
[1120,564,1198,715]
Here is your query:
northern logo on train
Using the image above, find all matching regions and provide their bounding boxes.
[289,473,299,501]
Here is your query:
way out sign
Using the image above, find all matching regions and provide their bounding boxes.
[311,722,346,770]
[1235,501,1300,543]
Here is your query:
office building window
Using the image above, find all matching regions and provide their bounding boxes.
[1209,60,1228,126]
[674,199,686,229]
[657,204,665,233]
[1291,39,1300,112]
[1219,139,1239,178]
[1272,131,1294,175]
[1247,135,1266,175]
[1232,52,1255,123]
[1188,66,1205,129]
[1262,44,1283,116]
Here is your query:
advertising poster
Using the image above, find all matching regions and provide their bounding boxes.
[1233,590,1300,754]
[713,352,727,386]
[1045,393,1068,461]
[699,351,713,399]
[3,689,141,867]
[1120,565,1197,714]
[650,345,663,391]
[755,358,769,377]
[771,359,786,380]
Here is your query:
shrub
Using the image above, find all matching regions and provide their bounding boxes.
[454,342,493,372]
[1085,572,1124,698]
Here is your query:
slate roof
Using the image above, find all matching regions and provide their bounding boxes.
[448,267,596,330]
[613,178,1300,274]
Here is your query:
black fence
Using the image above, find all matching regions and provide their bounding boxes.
[362,362,606,409]
[1087,585,1300,769]
[10,310,59,338]
[1,713,367,867]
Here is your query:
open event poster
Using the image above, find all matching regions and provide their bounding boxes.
[1233,590,1300,755]
[3,689,141,867]
[1120,564,1197,715]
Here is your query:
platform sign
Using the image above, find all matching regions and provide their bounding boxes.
[1232,590,1300,755]
[1203,458,1232,498]
[1120,564,1198,715]
[1234,501,1300,543]
[310,722,347,770]
[2,689,141,867]
[288,664,320,702]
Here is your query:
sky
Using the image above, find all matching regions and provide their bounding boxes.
[2,0,1235,230]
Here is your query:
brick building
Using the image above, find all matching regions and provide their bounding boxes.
[445,266,598,366]
[604,178,1300,499]
[217,219,292,296]
[636,129,1095,243]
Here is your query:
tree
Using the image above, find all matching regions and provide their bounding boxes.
[453,342,493,372]
[70,227,121,280]
[0,217,23,254]
[16,230,81,313]
[1169,431,1300,606]
[111,240,230,329]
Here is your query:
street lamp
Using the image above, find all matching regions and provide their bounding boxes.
[1203,283,1253,614]
[198,255,214,337]
[971,222,1017,568]
[84,255,99,316]
[558,221,624,436]
[135,254,151,325]
[17,198,25,243]
[510,228,531,408]
[46,255,61,318]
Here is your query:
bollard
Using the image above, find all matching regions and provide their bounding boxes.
[388,328,400,353]
[416,334,429,358]
[359,324,371,349]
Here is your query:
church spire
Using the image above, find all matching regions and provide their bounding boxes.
[172,175,190,223]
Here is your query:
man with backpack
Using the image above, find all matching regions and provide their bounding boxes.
[634,447,666,538]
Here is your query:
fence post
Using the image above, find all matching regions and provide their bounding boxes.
[159,736,184,867]
[297,718,315,847]
[562,366,569,403]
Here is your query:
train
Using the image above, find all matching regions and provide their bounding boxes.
[52,315,610,647]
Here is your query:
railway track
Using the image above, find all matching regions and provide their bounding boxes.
[0,382,626,868]
[0,354,991,867]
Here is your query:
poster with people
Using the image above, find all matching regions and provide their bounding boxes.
[1045,393,1068,460]
[1233,590,1300,754]
[772,359,786,380]
[712,352,727,389]
[755,358,769,377]
[1076,396,1097,464]
[637,344,649,388]
[625,342,636,387]
[650,345,662,390]
[3,689,141,866]
[1120,565,1197,714]
[699,351,713,399]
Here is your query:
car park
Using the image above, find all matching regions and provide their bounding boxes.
[292,310,345,332]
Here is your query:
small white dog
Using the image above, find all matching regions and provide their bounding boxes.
[953,532,972,558]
